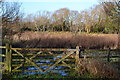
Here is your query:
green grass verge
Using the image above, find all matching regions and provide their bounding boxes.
[2,71,94,80]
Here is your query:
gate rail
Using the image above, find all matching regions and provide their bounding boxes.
[0,44,81,73]
[0,43,120,73]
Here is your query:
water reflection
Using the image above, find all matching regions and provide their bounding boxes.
[22,53,69,76]
[23,65,68,76]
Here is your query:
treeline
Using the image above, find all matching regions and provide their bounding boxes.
[1,0,120,39]
[21,1,120,33]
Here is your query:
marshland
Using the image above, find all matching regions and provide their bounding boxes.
[1,0,120,79]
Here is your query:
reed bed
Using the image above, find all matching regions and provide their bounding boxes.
[12,32,119,49]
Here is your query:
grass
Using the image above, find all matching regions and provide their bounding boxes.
[2,39,12,45]
[2,71,93,80]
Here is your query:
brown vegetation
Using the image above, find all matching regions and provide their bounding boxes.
[12,32,119,49]
[76,58,120,79]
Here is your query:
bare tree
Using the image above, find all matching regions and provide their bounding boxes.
[80,10,92,33]
[1,0,23,38]
[34,11,51,31]
[69,10,81,32]
[52,8,70,31]
[21,14,35,31]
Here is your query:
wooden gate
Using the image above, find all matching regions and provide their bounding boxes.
[1,44,119,73]
[0,44,80,73]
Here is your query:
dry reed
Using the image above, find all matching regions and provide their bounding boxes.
[12,32,119,49]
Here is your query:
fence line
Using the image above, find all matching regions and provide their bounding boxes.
[0,43,120,73]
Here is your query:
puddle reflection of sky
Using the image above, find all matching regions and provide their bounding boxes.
[23,60,68,76]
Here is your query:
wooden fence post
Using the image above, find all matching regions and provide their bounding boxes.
[6,43,12,73]
[75,46,80,70]
[9,44,12,72]
[107,48,110,62]
[6,43,9,72]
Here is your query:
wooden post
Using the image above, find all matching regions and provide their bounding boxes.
[75,46,80,60]
[75,46,80,70]
[6,43,9,72]
[6,43,12,73]
[107,48,110,62]
[9,44,12,72]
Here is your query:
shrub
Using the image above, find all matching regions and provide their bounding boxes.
[76,58,120,79]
